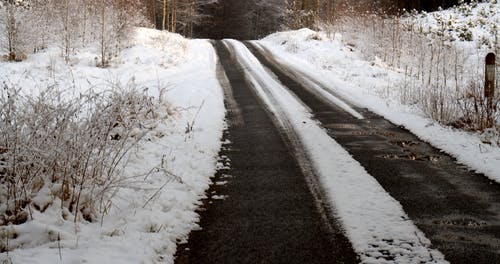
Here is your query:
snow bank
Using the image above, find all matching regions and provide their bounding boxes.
[0,29,225,264]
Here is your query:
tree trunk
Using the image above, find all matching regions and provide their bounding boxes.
[171,0,176,33]
[162,0,167,30]
[101,1,106,67]
[6,4,15,60]
[152,0,157,28]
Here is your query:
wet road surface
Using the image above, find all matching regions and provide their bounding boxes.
[175,41,358,264]
[247,41,500,264]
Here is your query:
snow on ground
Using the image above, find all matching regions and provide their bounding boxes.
[0,28,225,263]
[225,39,447,264]
[413,1,500,50]
[258,28,500,184]
[1,28,188,98]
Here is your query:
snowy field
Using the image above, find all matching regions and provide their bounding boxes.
[258,27,500,184]
[0,28,225,264]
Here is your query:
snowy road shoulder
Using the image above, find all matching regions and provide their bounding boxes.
[1,31,225,264]
[224,39,447,263]
[257,30,500,184]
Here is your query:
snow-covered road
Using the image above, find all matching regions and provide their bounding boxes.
[177,40,358,264]
[250,34,500,263]
[220,39,447,263]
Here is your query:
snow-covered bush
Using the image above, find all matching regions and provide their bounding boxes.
[458,24,473,41]
[0,81,170,230]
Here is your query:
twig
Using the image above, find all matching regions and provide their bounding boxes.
[142,180,170,209]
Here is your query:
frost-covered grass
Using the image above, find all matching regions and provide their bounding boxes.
[0,28,225,263]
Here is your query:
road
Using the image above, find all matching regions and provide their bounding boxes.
[176,40,500,263]
[175,41,358,264]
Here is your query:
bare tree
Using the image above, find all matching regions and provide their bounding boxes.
[1,0,150,63]
[284,0,318,30]
[2,0,23,61]
[162,0,168,30]
[57,0,77,62]
[5,1,17,60]
[249,0,284,38]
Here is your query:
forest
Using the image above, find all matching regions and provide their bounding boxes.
[186,0,470,39]
[0,0,473,43]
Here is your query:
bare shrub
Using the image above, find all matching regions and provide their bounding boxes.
[0,81,170,227]
[1,0,151,64]
[330,3,499,132]
[454,80,500,131]
[284,0,318,30]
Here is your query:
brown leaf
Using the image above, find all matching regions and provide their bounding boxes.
[0,147,7,154]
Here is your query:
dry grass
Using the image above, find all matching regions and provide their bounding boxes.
[334,9,499,132]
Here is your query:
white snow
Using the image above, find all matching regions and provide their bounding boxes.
[225,39,447,264]
[413,1,500,50]
[0,28,225,264]
[258,28,500,184]
[1,2,499,262]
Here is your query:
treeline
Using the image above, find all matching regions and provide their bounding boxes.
[191,0,285,39]
[2,0,481,46]
[192,0,336,39]
[390,0,468,12]
[328,0,473,15]
[1,0,151,64]
[147,0,213,38]
[191,0,479,39]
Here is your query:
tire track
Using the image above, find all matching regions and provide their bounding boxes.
[175,40,358,264]
[230,39,446,264]
[246,40,500,264]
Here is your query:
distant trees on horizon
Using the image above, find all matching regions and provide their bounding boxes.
[0,0,151,63]
[187,0,474,39]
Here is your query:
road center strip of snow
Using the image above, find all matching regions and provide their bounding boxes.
[224,39,447,264]
[249,41,364,120]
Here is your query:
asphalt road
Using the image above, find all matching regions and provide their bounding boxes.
[174,41,358,264]
[247,42,500,264]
